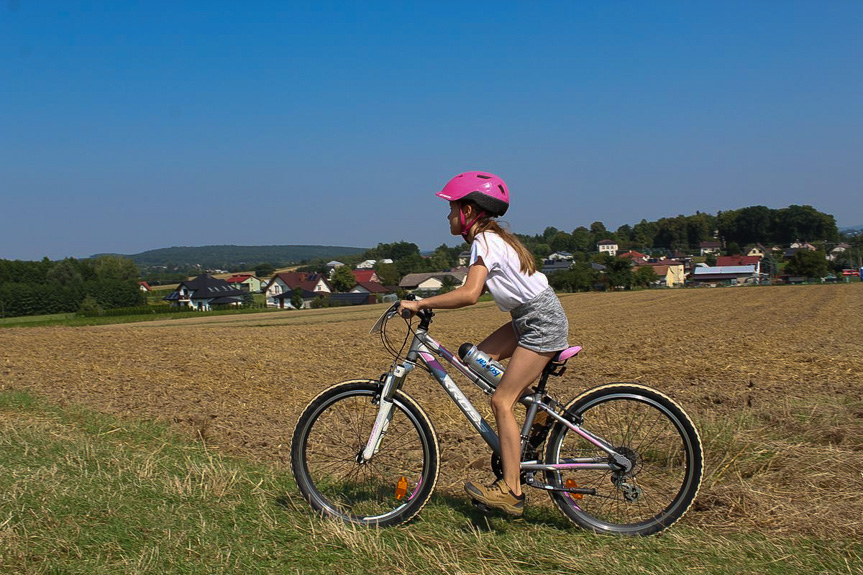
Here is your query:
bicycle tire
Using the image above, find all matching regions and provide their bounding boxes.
[291,380,440,527]
[544,383,703,536]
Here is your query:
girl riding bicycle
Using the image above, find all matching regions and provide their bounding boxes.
[399,171,569,516]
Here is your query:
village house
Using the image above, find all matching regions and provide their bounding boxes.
[716,255,762,276]
[634,260,686,287]
[351,269,382,284]
[163,274,245,311]
[399,271,467,295]
[350,281,390,297]
[266,272,332,309]
[619,250,649,263]
[349,269,390,297]
[699,241,722,256]
[690,265,759,286]
[597,239,618,257]
[225,274,264,293]
[745,244,768,258]
[541,251,575,275]
[829,243,851,261]
[355,258,393,269]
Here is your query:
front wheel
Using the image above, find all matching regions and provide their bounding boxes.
[544,383,703,536]
[291,380,440,527]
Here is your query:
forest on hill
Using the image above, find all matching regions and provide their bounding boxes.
[95,245,368,271]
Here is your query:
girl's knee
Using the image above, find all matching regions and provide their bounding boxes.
[490,393,513,415]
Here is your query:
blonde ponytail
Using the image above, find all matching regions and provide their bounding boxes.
[470,217,537,275]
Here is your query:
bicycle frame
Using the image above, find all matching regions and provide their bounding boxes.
[362,314,632,478]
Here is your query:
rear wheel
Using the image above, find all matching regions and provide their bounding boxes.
[291,380,440,527]
[544,383,703,536]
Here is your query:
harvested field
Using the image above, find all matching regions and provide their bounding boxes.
[2,284,862,539]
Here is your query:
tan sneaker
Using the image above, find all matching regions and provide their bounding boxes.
[464,480,525,517]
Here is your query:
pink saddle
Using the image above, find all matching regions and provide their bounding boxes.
[553,346,582,363]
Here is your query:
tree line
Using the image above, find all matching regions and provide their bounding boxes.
[291,204,846,289]
[520,204,839,258]
[0,256,145,318]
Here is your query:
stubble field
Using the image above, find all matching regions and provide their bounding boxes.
[2,284,861,540]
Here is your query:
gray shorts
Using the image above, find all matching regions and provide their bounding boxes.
[510,287,569,353]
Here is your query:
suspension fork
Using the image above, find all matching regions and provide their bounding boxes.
[358,362,413,463]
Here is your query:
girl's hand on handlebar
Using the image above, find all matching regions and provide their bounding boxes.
[398,300,421,318]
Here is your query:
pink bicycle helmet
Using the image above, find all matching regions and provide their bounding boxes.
[436,171,510,217]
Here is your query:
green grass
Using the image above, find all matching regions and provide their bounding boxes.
[0,306,284,328]
[0,390,859,574]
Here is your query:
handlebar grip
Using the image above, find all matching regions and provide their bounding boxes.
[400,308,413,319]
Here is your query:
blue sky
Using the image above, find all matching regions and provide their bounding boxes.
[2,1,861,260]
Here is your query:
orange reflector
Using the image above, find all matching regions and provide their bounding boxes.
[565,478,583,500]
[395,476,408,500]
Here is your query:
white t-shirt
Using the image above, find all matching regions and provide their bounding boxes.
[470,231,549,312]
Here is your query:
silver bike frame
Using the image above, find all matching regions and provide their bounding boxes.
[357,322,632,475]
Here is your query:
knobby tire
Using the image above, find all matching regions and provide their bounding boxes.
[291,380,440,527]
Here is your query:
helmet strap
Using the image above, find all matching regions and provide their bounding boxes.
[460,207,487,242]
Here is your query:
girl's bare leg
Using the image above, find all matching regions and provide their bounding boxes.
[479,325,554,497]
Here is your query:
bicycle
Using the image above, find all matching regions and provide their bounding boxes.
[291,300,703,536]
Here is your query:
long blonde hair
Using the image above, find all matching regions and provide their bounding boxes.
[467,210,537,275]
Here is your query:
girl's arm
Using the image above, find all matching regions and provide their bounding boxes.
[401,260,488,313]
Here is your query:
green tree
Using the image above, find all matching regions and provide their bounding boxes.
[255,263,276,278]
[374,262,400,286]
[785,250,829,279]
[290,287,304,309]
[548,262,598,292]
[570,226,592,252]
[89,255,139,282]
[603,256,634,290]
[632,219,658,250]
[633,266,659,288]
[330,265,356,292]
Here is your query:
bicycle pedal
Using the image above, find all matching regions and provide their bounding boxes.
[471,499,493,515]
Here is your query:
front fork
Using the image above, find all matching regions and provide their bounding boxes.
[358,362,413,463]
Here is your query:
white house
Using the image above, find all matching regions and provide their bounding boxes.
[399,271,467,294]
[699,241,722,256]
[163,274,245,311]
[597,240,618,257]
[548,251,574,261]
[266,272,332,309]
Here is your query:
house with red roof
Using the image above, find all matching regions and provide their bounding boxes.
[351,269,381,284]
[619,250,648,263]
[225,274,264,293]
[350,280,390,296]
[265,272,332,309]
[716,256,761,275]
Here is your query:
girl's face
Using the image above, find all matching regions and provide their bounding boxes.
[447,202,463,236]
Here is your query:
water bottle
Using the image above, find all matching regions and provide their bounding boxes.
[458,343,505,388]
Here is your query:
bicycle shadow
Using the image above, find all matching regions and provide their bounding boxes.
[430,493,576,533]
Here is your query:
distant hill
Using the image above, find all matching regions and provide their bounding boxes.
[94,245,368,269]
[840,225,863,235]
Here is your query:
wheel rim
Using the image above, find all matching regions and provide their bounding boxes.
[549,392,697,532]
[300,389,432,523]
